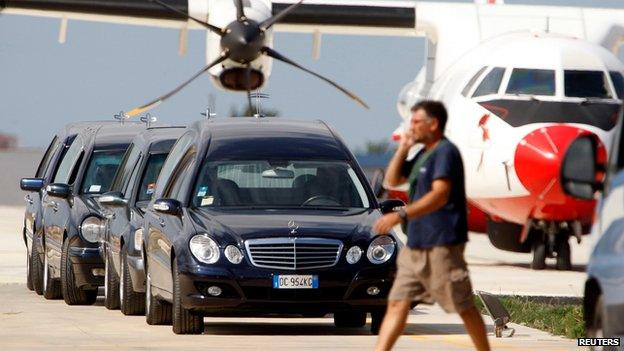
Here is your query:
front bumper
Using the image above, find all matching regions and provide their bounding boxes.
[178,263,395,315]
[69,246,104,289]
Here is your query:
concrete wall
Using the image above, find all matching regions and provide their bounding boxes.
[0,149,44,206]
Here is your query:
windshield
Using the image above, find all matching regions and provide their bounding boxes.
[81,150,125,194]
[564,70,612,98]
[506,68,555,96]
[192,160,370,209]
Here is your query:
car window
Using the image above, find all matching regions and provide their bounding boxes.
[36,136,59,178]
[192,160,370,209]
[609,71,624,99]
[53,138,84,184]
[166,153,196,201]
[80,150,126,194]
[506,68,555,96]
[461,66,487,97]
[155,133,194,197]
[136,153,168,202]
[564,70,611,98]
[473,67,505,97]
[111,144,141,194]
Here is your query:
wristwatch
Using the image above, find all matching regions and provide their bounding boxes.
[398,208,408,223]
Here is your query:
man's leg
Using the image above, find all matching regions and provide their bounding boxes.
[459,306,491,351]
[374,299,412,351]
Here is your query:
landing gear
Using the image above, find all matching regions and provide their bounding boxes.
[530,221,575,271]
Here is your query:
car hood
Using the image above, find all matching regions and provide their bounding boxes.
[188,208,387,244]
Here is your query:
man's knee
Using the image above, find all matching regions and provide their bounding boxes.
[387,299,412,311]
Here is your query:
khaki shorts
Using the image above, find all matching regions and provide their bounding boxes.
[388,243,475,313]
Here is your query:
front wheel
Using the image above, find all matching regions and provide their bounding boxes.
[104,249,120,310]
[531,237,547,270]
[120,249,145,315]
[61,239,97,305]
[26,248,33,291]
[31,241,44,295]
[172,260,203,334]
[42,248,62,300]
[145,264,171,325]
[555,236,572,271]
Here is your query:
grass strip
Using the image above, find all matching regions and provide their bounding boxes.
[474,295,584,339]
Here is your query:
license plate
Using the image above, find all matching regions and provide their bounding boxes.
[272,275,319,289]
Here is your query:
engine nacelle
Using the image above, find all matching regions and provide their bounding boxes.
[206,0,273,91]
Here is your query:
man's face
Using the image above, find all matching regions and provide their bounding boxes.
[409,109,436,143]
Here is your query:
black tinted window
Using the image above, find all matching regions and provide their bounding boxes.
[155,133,194,197]
[137,153,168,202]
[610,71,624,99]
[461,66,487,97]
[565,70,611,98]
[36,137,59,178]
[80,150,125,194]
[506,68,555,96]
[53,139,83,184]
[473,67,505,97]
[111,144,141,194]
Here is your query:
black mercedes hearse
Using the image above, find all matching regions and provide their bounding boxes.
[40,123,145,304]
[143,118,402,334]
[98,126,184,314]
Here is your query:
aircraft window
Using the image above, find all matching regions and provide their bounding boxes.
[461,66,487,97]
[506,68,555,96]
[564,70,611,98]
[473,67,505,97]
[610,71,624,99]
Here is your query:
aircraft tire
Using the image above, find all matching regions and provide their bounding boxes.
[531,238,547,270]
[555,236,572,271]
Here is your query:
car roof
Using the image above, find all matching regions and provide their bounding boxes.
[190,118,349,160]
[92,122,148,149]
[133,126,186,153]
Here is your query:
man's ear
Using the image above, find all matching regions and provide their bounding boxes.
[429,117,440,133]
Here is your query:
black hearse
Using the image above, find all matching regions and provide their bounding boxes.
[143,118,402,334]
[40,123,145,304]
[20,122,115,295]
[98,126,184,313]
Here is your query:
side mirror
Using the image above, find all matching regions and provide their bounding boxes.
[20,177,45,192]
[98,191,128,207]
[46,183,71,199]
[561,135,604,200]
[153,198,182,215]
[379,199,405,214]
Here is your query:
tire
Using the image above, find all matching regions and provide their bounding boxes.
[31,241,44,295]
[104,249,120,310]
[333,311,367,328]
[26,247,34,291]
[370,309,385,335]
[172,260,204,334]
[42,248,62,299]
[531,237,547,270]
[555,236,572,271]
[145,263,172,325]
[120,248,145,315]
[61,239,97,305]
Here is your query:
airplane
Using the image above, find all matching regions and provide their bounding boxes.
[2,0,624,270]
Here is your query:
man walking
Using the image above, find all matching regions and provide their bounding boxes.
[373,100,490,351]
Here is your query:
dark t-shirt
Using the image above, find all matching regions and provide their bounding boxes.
[401,138,468,248]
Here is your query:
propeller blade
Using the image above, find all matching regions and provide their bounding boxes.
[235,0,245,20]
[151,0,223,35]
[245,65,253,114]
[260,0,303,30]
[262,47,369,109]
[125,52,229,117]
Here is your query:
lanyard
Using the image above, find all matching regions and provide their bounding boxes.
[407,138,447,202]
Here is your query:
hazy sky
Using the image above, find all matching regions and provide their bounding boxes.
[1,0,623,149]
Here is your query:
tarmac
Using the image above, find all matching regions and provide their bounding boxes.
[0,206,586,350]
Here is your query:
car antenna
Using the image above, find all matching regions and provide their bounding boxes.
[201,93,217,119]
[249,92,269,118]
[140,113,157,127]
[113,111,127,125]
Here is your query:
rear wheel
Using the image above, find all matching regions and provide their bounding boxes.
[31,241,44,295]
[42,248,62,299]
[104,249,120,310]
[531,237,547,270]
[333,311,367,328]
[145,264,171,325]
[61,239,97,305]
[172,260,204,334]
[555,236,572,271]
[120,248,145,315]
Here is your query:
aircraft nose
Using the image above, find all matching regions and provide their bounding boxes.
[514,125,604,204]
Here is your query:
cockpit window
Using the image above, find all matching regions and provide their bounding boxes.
[473,67,505,97]
[461,66,487,97]
[506,68,555,96]
[565,70,611,98]
[192,160,370,209]
[609,71,624,99]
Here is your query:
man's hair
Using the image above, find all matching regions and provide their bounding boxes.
[411,100,448,132]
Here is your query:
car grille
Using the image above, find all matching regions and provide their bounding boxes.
[244,237,343,270]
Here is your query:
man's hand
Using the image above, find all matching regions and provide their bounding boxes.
[373,212,401,235]
[399,128,416,151]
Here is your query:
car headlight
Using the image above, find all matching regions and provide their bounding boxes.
[134,228,143,251]
[80,216,105,243]
[189,234,220,264]
[224,245,243,264]
[346,246,363,264]
[367,236,396,264]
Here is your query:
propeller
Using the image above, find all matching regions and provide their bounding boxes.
[124,0,368,117]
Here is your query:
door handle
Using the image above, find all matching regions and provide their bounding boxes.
[158,218,166,227]
[24,195,33,205]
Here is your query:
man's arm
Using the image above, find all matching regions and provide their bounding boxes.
[385,145,410,187]
[373,178,451,234]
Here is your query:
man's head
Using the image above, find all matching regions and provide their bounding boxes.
[408,100,448,144]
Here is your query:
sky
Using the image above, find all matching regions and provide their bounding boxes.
[1,0,624,149]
